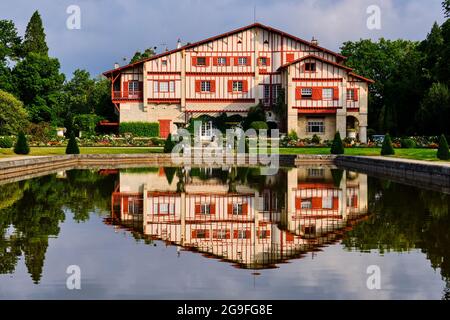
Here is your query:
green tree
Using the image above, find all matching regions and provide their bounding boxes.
[164,133,175,153]
[242,103,266,130]
[437,134,450,160]
[14,131,30,154]
[417,82,450,135]
[13,52,65,123]
[0,89,29,135]
[381,133,395,156]
[0,19,22,61]
[330,132,344,154]
[444,0,450,18]
[130,47,156,63]
[65,133,80,154]
[22,11,48,56]
[274,88,287,132]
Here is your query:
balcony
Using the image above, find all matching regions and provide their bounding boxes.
[113,91,143,101]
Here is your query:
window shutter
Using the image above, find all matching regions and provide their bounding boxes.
[353,88,359,101]
[233,57,239,66]
[333,87,339,100]
[312,87,322,100]
[245,230,251,239]
[266,230,271,237]
[233,230,238,239]
[123,81,129,97]
[205,57,210,67]
[225,57,231,66]
[191,56,197,66]
[311,197,321,209]
[195,203,201,214]
[226,230,231,239]
[227,80,233,93]
[138,81,143,92]
[210,80,216,93]
[191,230,197,238]
[205,230,210,238]
[246,56,251,66]
[195,80,201,93]
[212,57,218,66]
[333,197,339,210]
[242,203,248,215]
[295,197,301,210]
[286,53,294,63]
[123,197,128,213]
[266,57,271,66]
[210,203,216,214]
[286,233,294,242]
[352,195,358,208]
[227,203,233,214]
[295,87,302,100]
[242,80,248,93]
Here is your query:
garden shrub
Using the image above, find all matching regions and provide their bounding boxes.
[249,121,268,131]
[381,133,395,155]
[66,133,80,154]
[0,136,13,148]
[330,132,344,155]
[311,134,321,144]
[119,122,159,137]
[14,132,30,155]
[437,134,450,160]
[26,122,57,143]
[73,114,102,137]
[400,138,416,148]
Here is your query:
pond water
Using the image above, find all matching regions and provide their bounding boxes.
[0,165,449,300]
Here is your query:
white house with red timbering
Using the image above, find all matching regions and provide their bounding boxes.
[103,23,374,142]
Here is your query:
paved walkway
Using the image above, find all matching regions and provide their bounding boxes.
[0,155,48,162]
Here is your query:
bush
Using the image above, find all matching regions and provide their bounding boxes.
[437,134,450,160]
[242,104,266,130]
[330,132,344,155]
[400,138,416,149]
[73,114,101,137]
[249,121,268,130]
[0,89,29,136]
[311,134,321,144]
[0,136,13,148]
[119,122,159,137]
[66,133,80,154]
[381,133,395,156]
[164,133,176,153]
[26,122,57,143]
[14,132,30,155]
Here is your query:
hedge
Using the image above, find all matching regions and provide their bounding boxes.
[119,122,160,137]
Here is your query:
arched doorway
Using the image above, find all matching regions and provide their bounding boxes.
[346,116,360,140]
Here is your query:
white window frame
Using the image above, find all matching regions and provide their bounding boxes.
[200,81,211,92]
[238,57,247,65]
[200,203,211,215]
[322,88,333,101]
[199,121,213,138]
[216,230,227,239]
[322,196,333,209]
[307,119,325,133]
[232,203,243,215]
[232,81,243,92]
[347,89,355,100]
[237,230,247,239]
[301,88,313,98]
[159,81,169,93]
[128,81,139,92]
[217,57,227,65]
[153,81,158,93]
[301,199,312,209]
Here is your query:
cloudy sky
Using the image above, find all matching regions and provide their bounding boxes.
[0,0,446,77]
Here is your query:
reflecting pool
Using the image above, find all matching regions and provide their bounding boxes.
[0,166,449,299]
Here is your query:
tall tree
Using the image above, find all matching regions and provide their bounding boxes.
[419,22,444,84]
[0,20,22,93]
[444,0,450,17]
[0,89,29,135]
[417,82,450,135]
[22,11,48,56]
[130,47,155,63]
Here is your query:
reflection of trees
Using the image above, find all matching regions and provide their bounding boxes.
[342,177,450,299]
[0,170,116,283]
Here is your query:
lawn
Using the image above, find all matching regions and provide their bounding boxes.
[0,146,446,162]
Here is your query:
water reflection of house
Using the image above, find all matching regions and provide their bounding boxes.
[110,166,368,269]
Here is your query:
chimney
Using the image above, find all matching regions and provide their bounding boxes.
[311,37,319,46]
[114,62,120,69]
[177,38,182,49]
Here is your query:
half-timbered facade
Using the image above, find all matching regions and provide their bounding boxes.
[103,23,373,142]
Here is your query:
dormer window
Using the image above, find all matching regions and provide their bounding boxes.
[305,62,316,72]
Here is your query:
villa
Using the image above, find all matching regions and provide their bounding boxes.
[103,23,374,142]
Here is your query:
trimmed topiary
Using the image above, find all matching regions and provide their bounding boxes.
[381,133,395,156]
[437,134,450,160]
[65,133,80,154]
[164,133,176,153]
[400,138,416,149]
[14,132,30,155]
[330,132,344,155]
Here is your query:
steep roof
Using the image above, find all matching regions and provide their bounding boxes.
[103,22,347,76]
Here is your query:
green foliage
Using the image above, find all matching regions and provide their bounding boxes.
[311,134,321,144]
[0,19,22,62]
[249,121,268,130]
[381,133,395,155]
[437,134,450,160]
[14,131,29,154]
[331,169,344,188]
[65,133,80,154]
[12,52,65,123]
[444,0,450,18]
[25,122,57,143]
[22,11,48,56]
[274,88,287,132]
[0,89,29,135]
[130,47,156,63]
[164,134,176,153]
[417,82,450,135]
[72,114,101,137]
[330,132,344,154]
[400,138,416,149]
[119,122,159,137]
[0,136,13,148]
[242,104,266,130]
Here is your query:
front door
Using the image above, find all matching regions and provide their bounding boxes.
[159,119,171,138]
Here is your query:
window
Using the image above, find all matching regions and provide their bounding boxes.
[322,196,333,209]
[273,84,281,102]
[301,199,312,209]
[232,81,243,92]
[153,202,175,215]
[159,81,169,92]
[237,230,247,239]
[322,88,333,100]
[259,57,268,66]
[200,121,213,137]
[200,81,211,92]
[307,119,325,133]
[153,81,158,93]
[196,57,206,66]
[217,57,227,65]
[305,62,316,72]
[200,203,211,215]
[307,168,325,177]
[128,198,143,214]
[303,226,316,235]
[154,81,175,93]
[128,81,139,92]
[347,89,355,100]
[169,81,175,92]
[196,230,207,239]
[216,230,227,239]
[161,60,167,66]
[238,57,247,65]
[232,203,244,215]
[263,84,270,103]
[258,230,270,239]
[301,88,313,99]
